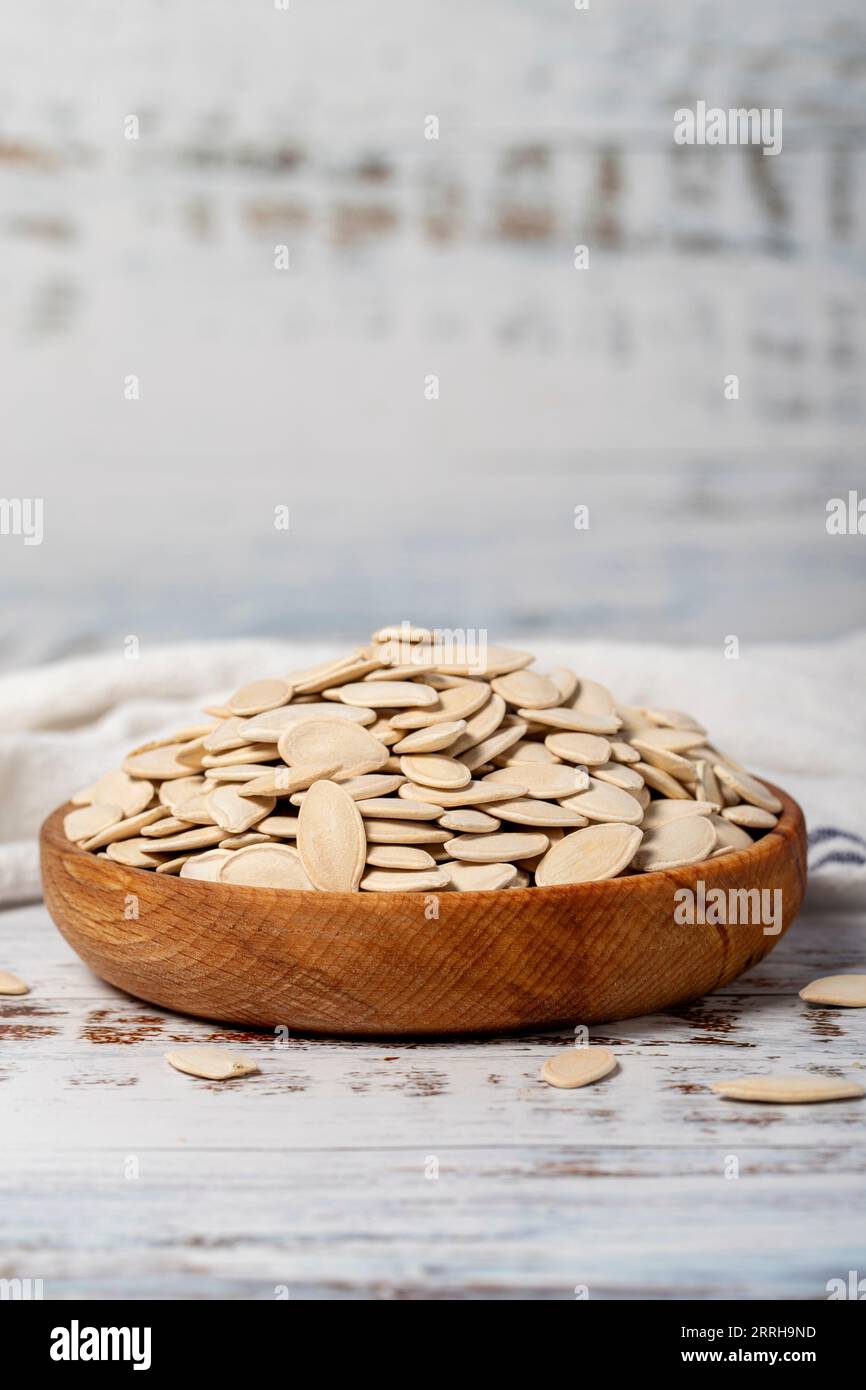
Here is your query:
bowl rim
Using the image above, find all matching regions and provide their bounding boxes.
[42,781,805,904]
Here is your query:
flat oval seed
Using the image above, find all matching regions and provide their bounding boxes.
[447,694,507,754]
[389,681,490,730]
[366,845,437,870]
[799,975,866,1008]
[444,832,549,864]
[709,814,754,854]
[610,740,641,764]
[544,732,611,766]
[490,798,588,828]
[356,796,444,820]
[106,838,169,867]
[434,645,534,678]
[239,762,341,797]
[179,849,233,881]
[0,970,30,996]
[711,1074,864,1104]
[84,769,154,818]
[549,667,579,703]
[362,819,451,845]
[123,740,206,779]
[713,764,783,814]
[203,717,254,753]
[64,803,123,842]
[485,764,586,800]
[255,815,299,838]
[495,737,559,767]
[641,799,719,829]
[491,669,561,709]
[360,867,451,892]
[297,780,366,891]
[165,1047,258,1080]
[331,680,439,708]
[399,780,527,809]
[244,703,376,740]
[219,843,313,889]
[592,761,645,792]
[632,762,692,799]
[560,778,643,825]
[439,808,501,834]
[518,706,620,735]
[392,721,467,754]
[399,755,471,790]
[207,786,275,834]
[721,805,779,829]
[226,677,293,717]
[632,816,716,872]
[630,726,705,754]
[447,861,518,891]
[81,805,170,851]
[140,826,226,853]
[541,1047,616,1090]
[277,720,389,779]
[536,824,643,886]
[458,722,528,772]
[569,677,617,717]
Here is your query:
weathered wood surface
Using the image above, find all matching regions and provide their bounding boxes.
[1,897,864,1299]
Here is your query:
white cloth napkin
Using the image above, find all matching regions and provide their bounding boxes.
[1,634,863,910]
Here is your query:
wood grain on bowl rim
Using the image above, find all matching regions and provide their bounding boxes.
[39,786,806,1036]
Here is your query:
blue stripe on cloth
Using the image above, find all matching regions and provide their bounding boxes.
[807,826,866,849]
[810,850,866,872]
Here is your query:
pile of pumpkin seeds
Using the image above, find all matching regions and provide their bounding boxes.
[64,625,784,891]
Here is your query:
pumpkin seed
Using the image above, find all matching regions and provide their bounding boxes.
[799,975,866,1008]
[447,861,518,891]
[0,970,30,996]
[535,824,643,886]
[540,1047,616,1089]
[165,1047,258,1080]
[297,780,366,891]
[711,1074,864,1104]
[219,843,313,889]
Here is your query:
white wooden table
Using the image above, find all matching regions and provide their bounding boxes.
[1,900,863,1300]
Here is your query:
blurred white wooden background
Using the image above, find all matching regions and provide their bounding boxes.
[1,0,865,669]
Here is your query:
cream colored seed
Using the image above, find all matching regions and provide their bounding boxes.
[219,843,312,889]
[297,780,366,891]
[544,732,611,766]
[390,681,490,730]
[255,815,298,838]
[535,824,643,886]
[540,1047,616,1090]
[448,694,507,754]
[392,721,467,754]
[106,838,168,868]
[123,740,206,779]
[548,667,579,703]
[632,761,693,799]
[141,816,197,838]
[366,845,438,870]
[444,832,549,864]
[632,816,716,872]
[709,815,753,855]
[641,799,718,828]
[447,861,518,891]
[711,1074,864,1104]
[356,797,444,820]
[398,780,527,809]
[713,764,783,814]
[495,738,559,767]
[560,778,643,826]
[799,975,866,1008]
[438,808,501,834]
[490,669,560,709]
[721,805,778,829]
[81,805,169,851]
[360,867,451,892]
[244,703,376,740]
[399,755,471,790]
[491,798,588,828]
[518,706,620,736]
[0,970,30,996]
[64,803,123,843]
[179,849,232,881]
[485,764,587,800]
[328,680,439,709]
[165,1047,258,1081]
[277,720,389,780]
[207,786,275,835]
[226,677,293,717]
[362,819,451,845]
[238,762,341,797]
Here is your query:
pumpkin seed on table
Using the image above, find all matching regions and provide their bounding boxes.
[393,720,467,754]
[297,780,366,891]
[360,867,451,892]
[165,1047,258,1080]
[711,1074,864,1104]
[540,1047,616,1090]
[535,824,643,886]
[220,843,313,889]
[799,975,866,1007]
[0,970,30,996]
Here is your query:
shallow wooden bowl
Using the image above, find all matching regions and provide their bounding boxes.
[40,785,806,1036]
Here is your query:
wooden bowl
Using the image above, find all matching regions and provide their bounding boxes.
[40,785,806,1036]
